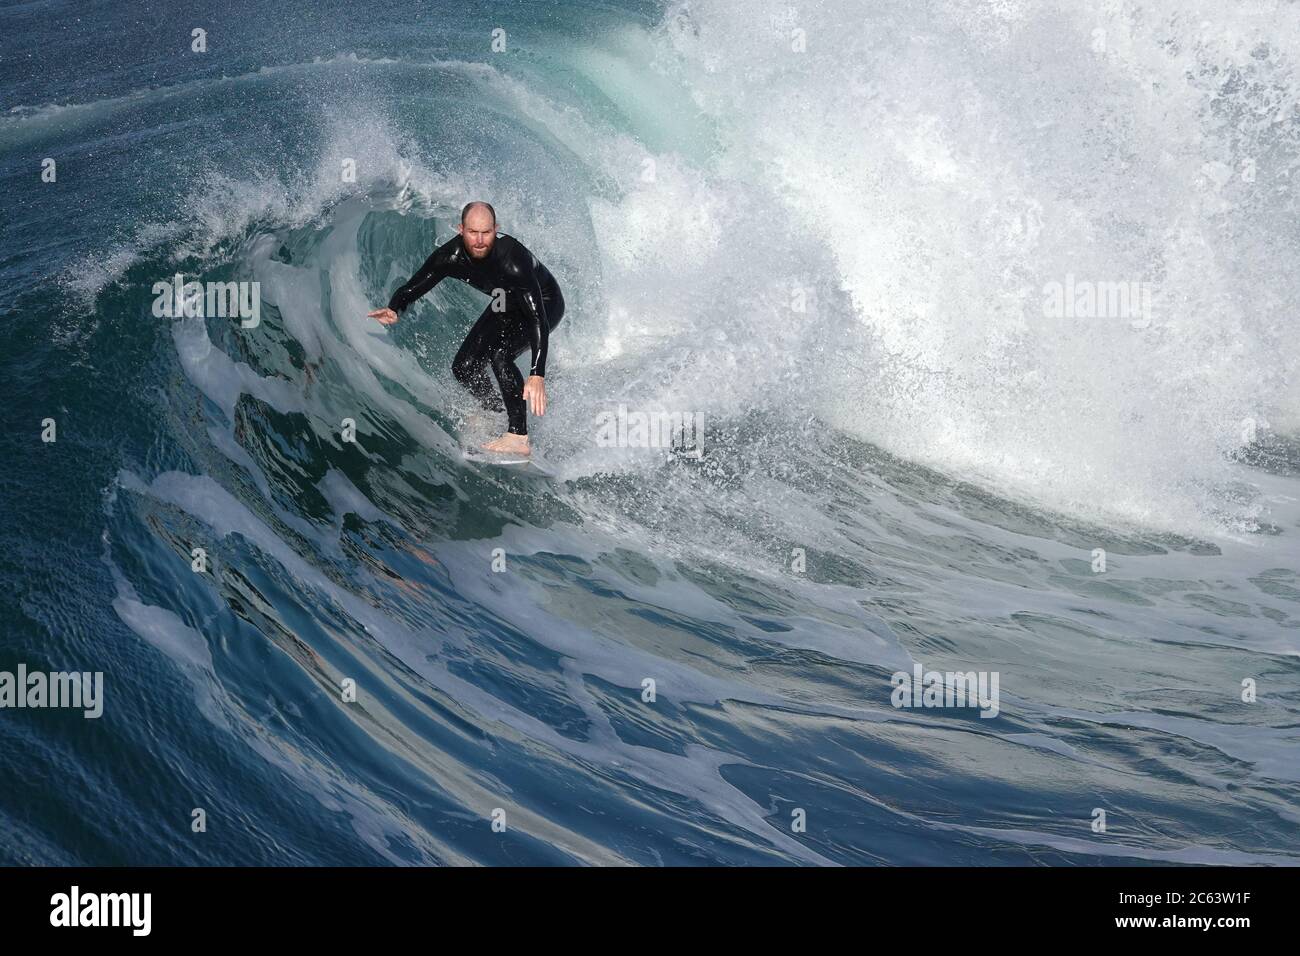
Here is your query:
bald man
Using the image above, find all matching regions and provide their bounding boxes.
[368,201,564,456]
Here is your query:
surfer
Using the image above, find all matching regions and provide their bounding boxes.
[368,201,564,456]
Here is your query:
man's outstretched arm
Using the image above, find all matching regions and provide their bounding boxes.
[389,249,450,314]
[369,250,447,324]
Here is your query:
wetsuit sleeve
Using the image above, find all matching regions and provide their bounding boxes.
[386,249,448,315]
[520,273,551,377]
[509,251,551,377]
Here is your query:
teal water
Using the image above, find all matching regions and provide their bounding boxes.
[2,0,1299,865]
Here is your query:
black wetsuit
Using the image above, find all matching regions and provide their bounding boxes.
[387,232,564,435]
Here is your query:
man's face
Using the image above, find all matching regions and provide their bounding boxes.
[459,210,496,259]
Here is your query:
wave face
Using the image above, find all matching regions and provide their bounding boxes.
[2,0,1299,865]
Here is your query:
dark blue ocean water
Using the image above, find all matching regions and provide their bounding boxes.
[2,0,1299,865]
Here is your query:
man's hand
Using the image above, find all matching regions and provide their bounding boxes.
[524,375,547,416]
[368,307,398,325]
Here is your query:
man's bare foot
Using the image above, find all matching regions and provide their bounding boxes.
[481,433,530,455]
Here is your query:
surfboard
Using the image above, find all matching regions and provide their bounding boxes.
[461,448,553,475]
